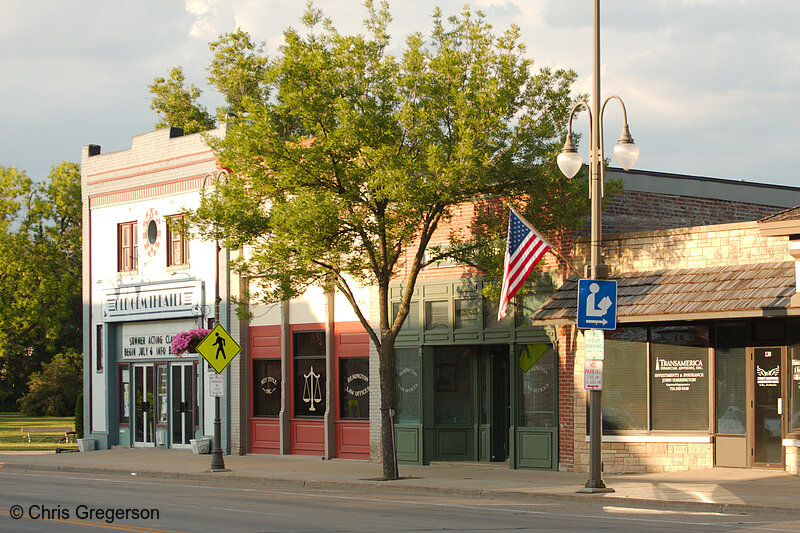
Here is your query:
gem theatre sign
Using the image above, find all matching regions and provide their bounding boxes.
[104,281,203,322]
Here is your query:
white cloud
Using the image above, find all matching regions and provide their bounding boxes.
[186,0,235,40]
[1,0,800,187]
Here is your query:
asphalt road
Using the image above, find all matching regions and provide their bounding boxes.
[2,470,800,532]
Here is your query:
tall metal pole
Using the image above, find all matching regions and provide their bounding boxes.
[584,0,611,493]
[209,174,226,472]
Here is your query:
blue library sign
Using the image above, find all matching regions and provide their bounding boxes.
[577,279,617,330]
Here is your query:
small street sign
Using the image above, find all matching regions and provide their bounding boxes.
[584,359,603,390]
[196,323,241,374]
[209,374,224,397]
[584,329,604,360]
[577,279,617,330]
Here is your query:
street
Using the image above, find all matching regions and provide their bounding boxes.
[2,470,800,532]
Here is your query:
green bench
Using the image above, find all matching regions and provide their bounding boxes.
[21,426,76,443]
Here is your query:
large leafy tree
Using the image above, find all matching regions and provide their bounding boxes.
[0,163,82,410]
[150,29,268,132]
[186,2,585,479]
[149,66,216,134]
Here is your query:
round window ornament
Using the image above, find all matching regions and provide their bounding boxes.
[142,208,162,257]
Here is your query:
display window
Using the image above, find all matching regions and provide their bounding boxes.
[294,331,326,417]
[339,358,369,420]
[253,359,281,417]
[394,348,420,423]
[599,325,710,433]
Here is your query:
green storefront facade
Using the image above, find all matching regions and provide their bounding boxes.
[390,276,562,469]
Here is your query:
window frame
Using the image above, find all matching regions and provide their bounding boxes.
[293,331,326,418]
[117,221,138,272]
[96,325,103,372]
[252,359,282,418]
[338,357,369,420]
[598,323,712,435]
[118,364,130,426]
[166,214,190,267]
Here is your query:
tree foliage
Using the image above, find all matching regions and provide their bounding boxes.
[207,28,270,117]
[18,351,82,417]
[150,29,269,132]
[0,163,83,411]
[149,66,216,134]
[183,2,585,479]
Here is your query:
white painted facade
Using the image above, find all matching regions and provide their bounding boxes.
[81,126,241,452]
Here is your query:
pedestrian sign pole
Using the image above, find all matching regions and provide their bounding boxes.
[196,324,241,471]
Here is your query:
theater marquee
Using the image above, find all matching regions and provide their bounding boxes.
[104,281,203,322]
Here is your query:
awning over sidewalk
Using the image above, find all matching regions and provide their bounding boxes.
[530,261,796,325]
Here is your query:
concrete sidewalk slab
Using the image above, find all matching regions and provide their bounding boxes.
[1,448,799,517]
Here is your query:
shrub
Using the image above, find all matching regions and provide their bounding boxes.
[18,351,82,416]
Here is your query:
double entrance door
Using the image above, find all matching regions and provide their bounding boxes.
[428,345,509,462]
[132,362,195,447]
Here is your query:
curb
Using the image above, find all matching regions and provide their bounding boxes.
[3,462,800,518]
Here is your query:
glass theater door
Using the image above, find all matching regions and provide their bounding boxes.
[134,364,155,446]
[171,363,195,446]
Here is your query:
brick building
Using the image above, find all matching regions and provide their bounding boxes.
[532,201,800,473]
[386,169,800,470]
[82,126,800,474]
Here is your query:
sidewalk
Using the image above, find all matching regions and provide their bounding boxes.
[1,447,799,516]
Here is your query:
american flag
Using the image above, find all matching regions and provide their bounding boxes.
[498,208,551,321]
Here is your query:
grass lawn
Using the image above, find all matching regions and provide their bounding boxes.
[0,412,78,451]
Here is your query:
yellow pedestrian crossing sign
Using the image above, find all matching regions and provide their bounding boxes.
[196,324,241,374]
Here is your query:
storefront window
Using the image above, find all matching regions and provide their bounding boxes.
[516,286,554,328]
[119,365,130,424]
[455,298,480,329]
[294,331,326,417]
[253,359,281,417]
[434,347,472,424]
[484,297,512,329]
[425,301,448,330]
[716,323,746,434]
[603,327,648,431]
[519,344,556,427]
[790,320,800,433]
[395,348,420,423]
[156,365,168,425]
[393,301,419,332]
[650,325,709,431]
[339,358,369,419]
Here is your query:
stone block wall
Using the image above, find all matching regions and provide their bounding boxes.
[574,221,790,274]
[785,446,800,475]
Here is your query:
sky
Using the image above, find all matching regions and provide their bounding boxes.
[2,0,799,187]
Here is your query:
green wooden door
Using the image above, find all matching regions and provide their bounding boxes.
[512,343,558,469]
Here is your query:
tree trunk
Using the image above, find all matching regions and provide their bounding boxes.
[378,336,398,480]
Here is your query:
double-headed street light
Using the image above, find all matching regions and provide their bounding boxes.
[555,0,639,493]
[202,169,230,472]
